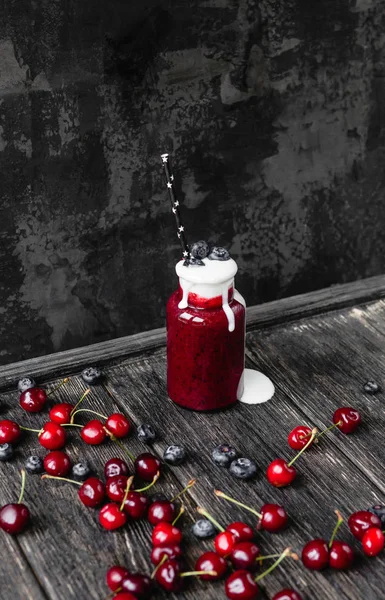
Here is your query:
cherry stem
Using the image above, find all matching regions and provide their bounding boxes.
[71,408,108,421]
[329,510,344,548]
[196,506,225,532]
[41,475,82,487]
[119,476,134,511]
[300,421,342,442]
[180,570,217,578]
[171,479,197,502]
[256,553,281,562]
[135,472,160,493]
[172,505,185,526]
[18,470,26,504]
[214,489,262,519]
[108,436,135,462]
[19,426,42,434]
[62,423,84,428]
[151,555,168,579]
[70,389,91,420]
[287,428,318,467]
[254,547,291,583]
[46,377,70,397]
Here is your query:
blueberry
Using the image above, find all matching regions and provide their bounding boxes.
[212,444,237,468]
[363,380,381,394]
[0,443,14,462]
[229,457,257,480]
[208,246,230,261]
[368,505,385,527]
[17,376,36,393]
[149,492,169,504]
[72,462,92,481]
[25,455,44,474]
[137,424,156,444]
[190,241,210,260]
[163,445,186,466]
[192,519,216,539]
[186,256,205,267]
[81,367,102,385]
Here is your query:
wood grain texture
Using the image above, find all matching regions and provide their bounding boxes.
[0,377,212,600]
[1,274,385,391]
[246,299,385,493]
[105,349,385,600]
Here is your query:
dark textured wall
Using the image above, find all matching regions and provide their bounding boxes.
[1,0,385,365]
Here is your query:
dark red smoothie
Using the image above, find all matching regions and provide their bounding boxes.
[167,285,245,411]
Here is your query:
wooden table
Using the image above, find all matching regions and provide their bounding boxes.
[2,275,385,600]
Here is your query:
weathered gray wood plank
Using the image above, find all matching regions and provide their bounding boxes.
[105,352,385,600]
[1,274,385,391]
[246,298,385,494]
[0,377,207,600]
[0,535,48,600]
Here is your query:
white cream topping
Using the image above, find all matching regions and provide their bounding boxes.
[176,257,240,331]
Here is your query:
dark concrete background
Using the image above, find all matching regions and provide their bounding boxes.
[0,0,385,365]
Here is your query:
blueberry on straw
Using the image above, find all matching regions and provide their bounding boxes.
[190,241,210,260]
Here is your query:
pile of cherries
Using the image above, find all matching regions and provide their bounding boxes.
[107,493,300,600]
[0,370,164,536]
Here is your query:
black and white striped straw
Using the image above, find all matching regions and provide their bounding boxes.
[161,153,190,263]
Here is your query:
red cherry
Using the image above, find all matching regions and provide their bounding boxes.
[152,522,182,546]
[121,573,153,598]
[106,565,129,591]
[329,541,354,569]
[122,491,149,519]
[134,453,161,481]
[259,504,288,532]
[272,590,302,600]
[0,420,21,444]
[150,544,183,565]
[301,539,329,570]
[348,511,381,540]
[287,426,313,450]
[266,459,296,487]
[214,530,236,556]
[113,593,138,600]
[195,551,227,580]
[39,422,66,450]
[362,527,385,556]
[99,503,127,530]
[230,542,260,570]
[20,388,47,412]
[148,501,176,525]
[155,559,182,592]
[49,403,74,425]
[81,420,107,445]
[226,521,254,542]
[78,477,105,507]
[104,457,130,479]
[106,413,131,438]
[225,569,259,600]
[106,475,129,502]
[43,451,71,476]
[0,503,30,535]
[333,407,361,434]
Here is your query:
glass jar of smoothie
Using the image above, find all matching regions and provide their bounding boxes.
[166,245,246,411]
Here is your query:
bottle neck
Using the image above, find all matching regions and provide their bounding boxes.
[178,278,234,309]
